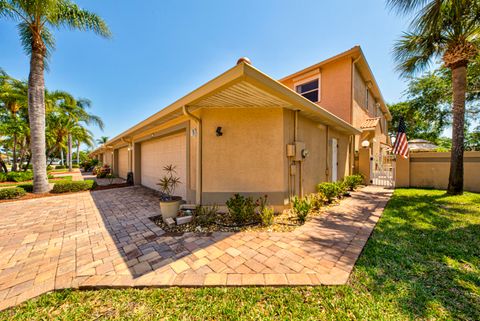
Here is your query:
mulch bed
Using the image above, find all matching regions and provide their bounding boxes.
[149,202,339,234]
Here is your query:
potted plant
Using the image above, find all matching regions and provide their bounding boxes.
[157,164,182,221]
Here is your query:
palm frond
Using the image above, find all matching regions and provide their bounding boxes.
[52,0,111,38]
[386,0,431,15]
[393,31,443,77]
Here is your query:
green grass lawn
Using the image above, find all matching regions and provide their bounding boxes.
[1,189,479,320]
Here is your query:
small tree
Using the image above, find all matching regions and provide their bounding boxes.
[157,165,181,201]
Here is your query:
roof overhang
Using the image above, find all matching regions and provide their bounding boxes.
[280,46,392,122]
[91,62,361,155]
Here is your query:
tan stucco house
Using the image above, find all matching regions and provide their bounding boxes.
[91,46,390,206]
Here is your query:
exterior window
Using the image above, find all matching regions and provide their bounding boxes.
[296,79,319,102]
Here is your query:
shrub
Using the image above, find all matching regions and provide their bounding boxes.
[343,174,363,191]
[72,164,80,168]
[0,172,6,182]
[16,183,33,192]
[226,194,257,224]
[47,165,53,171]
[291,196,312,224]
[307,193,325,210]
[0,187,26,200]
[51,180,96,193]
[81,158,99,171]
[317,182,342,203]
[335,181,348,197]
[6,171,33,182]
[22,164,33,170]
[259,206,275,226]
[55,165,66,169]
[195,204,218,226]
[96,165,111,178]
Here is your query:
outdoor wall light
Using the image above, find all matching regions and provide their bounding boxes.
[361,140,370,148]
[216,127,223,136]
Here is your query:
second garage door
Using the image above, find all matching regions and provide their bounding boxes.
[117,147,128,179]
[141,132,187,200]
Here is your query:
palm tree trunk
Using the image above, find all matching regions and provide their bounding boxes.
[68,133,73,172]
[76,141,80,165]
[12,133,17,171]
[60,148,64,166]
[28,44,49,193]
[447,64,467,195]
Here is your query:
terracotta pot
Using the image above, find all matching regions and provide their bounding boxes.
[159,199,181,221]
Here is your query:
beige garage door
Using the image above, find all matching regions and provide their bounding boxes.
[141,132,187,200]
[118,147,128,179]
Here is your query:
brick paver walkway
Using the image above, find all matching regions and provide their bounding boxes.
[0,185,391,310]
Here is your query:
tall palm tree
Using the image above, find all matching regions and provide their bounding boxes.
[0,0,110,193]
[96,136,109,145]
[388,0,480,194]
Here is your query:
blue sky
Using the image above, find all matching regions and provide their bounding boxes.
[0,0,411,145]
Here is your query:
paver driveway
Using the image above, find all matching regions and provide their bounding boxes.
[0,185,391,310]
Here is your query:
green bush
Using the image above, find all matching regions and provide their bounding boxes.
[195,204,218,226]
[335,181,348,197]
[317,182,342,203]
[0,172,6,182]
[47,165,53,171]
[307,193,325,210]
[343,174,363,191]
[259,206,275,226]
[22,164,33,170]
[291,196,312,224]
[72,164,79,168]
[55,165,66,169]
[0,187,26,200]
[16,183,33,192]
[226,194,257,224]
[6,171,33,182]
[51,180,96,193]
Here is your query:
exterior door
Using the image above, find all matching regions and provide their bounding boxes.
[140,132,187,200]
[331,138,338,182]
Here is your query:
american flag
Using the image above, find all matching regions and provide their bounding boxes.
[392,117,409,158]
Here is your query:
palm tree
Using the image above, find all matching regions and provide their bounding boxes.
[0,72,28,171]
[0,0,110,193]
[96,136,109,146]
[388,0,480,195]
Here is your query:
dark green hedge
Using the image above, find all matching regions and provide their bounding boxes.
[51,180,96,193]
[0,187,26,200]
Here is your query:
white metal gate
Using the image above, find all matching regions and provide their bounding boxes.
[370,149,396,187]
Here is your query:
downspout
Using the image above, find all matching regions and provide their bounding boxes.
[350,56,361,175]
[182,105,202,204]
[293,110,299,197]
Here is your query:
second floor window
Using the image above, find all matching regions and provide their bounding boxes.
[296,78,319,102]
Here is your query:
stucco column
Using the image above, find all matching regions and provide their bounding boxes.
[358,147,371,185]
[113,149,119,176]
[395,155,410,187]
[133,142,142,185]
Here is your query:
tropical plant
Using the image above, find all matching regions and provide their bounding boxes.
[157,165,182,201]
[317,182,342,203]
[388,0,480,194]
[0,187,26,200]
[225,194,257,225]
[291,196,312,224]
[259,206,275,226]
[0,0,111,193]
[194,204,218,227]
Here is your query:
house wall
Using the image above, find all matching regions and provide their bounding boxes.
[395,152,480,192]
[283,110,351,196]
[103,151,113,167]
[280,57,352,123]
[201,107,286,204]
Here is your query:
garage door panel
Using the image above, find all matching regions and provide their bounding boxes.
[141,133,187,200]
[118,147,128,179]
